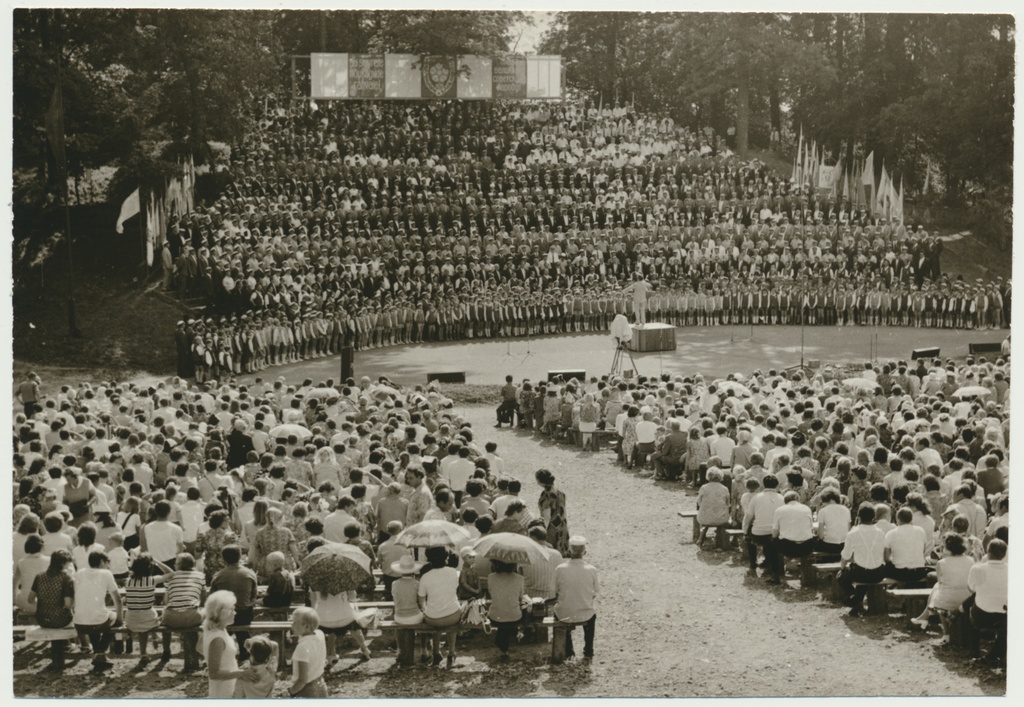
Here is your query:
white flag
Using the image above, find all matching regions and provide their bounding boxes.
[115,188,140,234]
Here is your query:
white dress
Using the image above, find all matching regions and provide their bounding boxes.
[202,627,238,698]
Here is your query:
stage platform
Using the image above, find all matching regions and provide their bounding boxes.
[627,323,676,352]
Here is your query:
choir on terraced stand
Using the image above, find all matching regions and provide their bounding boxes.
[161,97,1009,379]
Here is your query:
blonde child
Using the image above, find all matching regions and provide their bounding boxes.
[287,607,328,697]
[233,635,278,698]
[106,531,132,586]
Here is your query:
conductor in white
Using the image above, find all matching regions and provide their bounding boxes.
[622,273,654,327]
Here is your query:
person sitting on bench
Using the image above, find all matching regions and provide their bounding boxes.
[838,505,887,617]
[883,507,930,583]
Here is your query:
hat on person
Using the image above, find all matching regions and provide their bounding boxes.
[568,535,588,549]
[391,555,425,576]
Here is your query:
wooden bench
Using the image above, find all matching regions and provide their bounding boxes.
[808,562,843,597]
[852,578,898,615]
[13,620,293,670]
[677,510,699,543]
[886,587,932,617]
[549,616,597,664]
[379,620,461,667]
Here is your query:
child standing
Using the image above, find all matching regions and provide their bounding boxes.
[233,636,278,698]
[287,607,328,697]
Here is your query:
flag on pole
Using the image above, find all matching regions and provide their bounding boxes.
[861,151,875,210]
[896,176,904,221]
[922,158,930,195]
[796,126,804,184]
[876,162,889,216]
[116,188,141,234]
[45,84,68,190]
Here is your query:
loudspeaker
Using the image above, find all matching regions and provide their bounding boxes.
[548,369,586,382]
[968,342,1002,355]
[427,372,466,384]
[340,346,354,381]
[912,347,940,360]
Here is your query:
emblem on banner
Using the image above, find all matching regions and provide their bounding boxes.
[423,56,457,97]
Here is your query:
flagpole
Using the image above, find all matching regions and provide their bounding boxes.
[54,20,81,338]
[140,187,149,279]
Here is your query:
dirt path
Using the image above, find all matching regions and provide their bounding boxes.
[13,406,1004,697]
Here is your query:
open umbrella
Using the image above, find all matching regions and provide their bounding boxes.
[471,532,548,566]
[717,380,751,397]
[269,423,313,440]
[841,377,877,392]
[305,387,340,400]
[953,386,992,399]
[396,520,472,548]
[300,541,372,594]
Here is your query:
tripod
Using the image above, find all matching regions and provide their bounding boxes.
[611,340,640,378]
[784,305,812,379]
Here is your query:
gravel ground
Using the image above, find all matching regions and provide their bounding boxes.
[13,405,1005,698]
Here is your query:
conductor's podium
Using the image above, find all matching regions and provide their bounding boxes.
[627,322,677,352]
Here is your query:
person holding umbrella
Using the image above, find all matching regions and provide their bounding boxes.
[300,539,374,664]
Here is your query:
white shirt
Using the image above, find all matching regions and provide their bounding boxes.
[711,436,736,465]
[968,559,1008,614]
[417,567,461,619]
[772,502,813,542]
[73,567,118,625]
[144,520,184,562]
[292,630,327,683]
[178,500,206,543]
[484,453,505,476]
[446,458,476,492]
[816,503,852,544]
[840,524,886,569]
[884,524,927,568]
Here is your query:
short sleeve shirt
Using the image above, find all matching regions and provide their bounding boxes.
[292,630,327,683]
[73,567,118,625]
[31,572,74,628]
[417,567,462,619]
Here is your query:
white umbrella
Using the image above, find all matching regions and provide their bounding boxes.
[842,377,878,393]
[396,520,472,548]
[269,423,313,440]
[305,387,340,400]
[471,533,549,566]
[954,386,992,399]
[718,381,751,397]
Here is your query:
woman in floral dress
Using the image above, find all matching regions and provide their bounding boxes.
[621,406,640,468]
[535,469,570,557]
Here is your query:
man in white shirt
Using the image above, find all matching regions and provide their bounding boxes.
[883,507,929,582]
[444,446,476,506]
[838,505,888,616]
[553,536,598,660]
[742,475,784,579]
[178,487,206,554]
[967,539,1007,665]
[73,551,123,673]
[483,442,504,477]
[710,425,736,467]
[771,491,814,583]
[141,500,184,568]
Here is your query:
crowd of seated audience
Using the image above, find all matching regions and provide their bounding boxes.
[12,373,568,675]
[495,352,1009,666]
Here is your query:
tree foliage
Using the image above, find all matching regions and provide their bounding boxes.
[13,8,522,209]
[543,12,1013,207]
